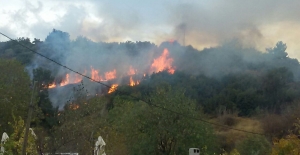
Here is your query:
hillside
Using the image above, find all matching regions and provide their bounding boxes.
[1,29,300,154]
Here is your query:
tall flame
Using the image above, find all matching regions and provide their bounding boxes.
[150,48,175,74]
[91,67,103,81]
[91,67,117,81]
[48,73,83,89]
[60,74,70,87]
[73,74,83,83]
[48,47,176,90]
[129,76,139,86]
[60,73,83,87]
[105,69,117,81]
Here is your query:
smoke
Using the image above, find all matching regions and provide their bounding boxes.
[2,0,300,108]
[167,0,300,51]
[2,0,300,59]
[26,28,300,109]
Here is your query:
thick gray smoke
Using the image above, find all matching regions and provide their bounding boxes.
[28,29,300,109]
[10,0,299,108]
[30,30,160,108]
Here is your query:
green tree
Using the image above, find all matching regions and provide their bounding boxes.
[0,59,32,134]
[0,38,35,65]
[47,83,109,154]
[262,67,294,109]
[3,116,38,155]
[33,67,58,128]
[110,85,219,155]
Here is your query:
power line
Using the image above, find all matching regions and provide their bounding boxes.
[0,32,266,136]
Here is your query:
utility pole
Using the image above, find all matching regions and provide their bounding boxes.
[22,81,37,155]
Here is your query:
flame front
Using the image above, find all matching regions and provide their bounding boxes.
[69,104,79,110]
[150,48,175,74]
[60,74,70,87]
[48,48,175,91]
[91,67,103,81]
[105,69,117,81]
[129,76,139,86]
[59,73,83,87]
[108,84,118,93]
[48,83,56,88]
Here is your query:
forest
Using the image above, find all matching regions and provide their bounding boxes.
[1,29,300,154]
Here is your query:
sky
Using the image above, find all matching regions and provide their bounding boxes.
[1,0,300,59]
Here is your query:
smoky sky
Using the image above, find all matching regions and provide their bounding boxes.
[1,0,300,58]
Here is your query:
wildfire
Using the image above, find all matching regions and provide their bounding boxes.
[48,48,176,91]
[91,67,117,82]
[150,48,175,74]
[108,84,118,93]
[60,74,70,87]
[69,104,80,110]
[50,73,83,87]
[48,83,56,88]
[73,74,83,83]
[129,76,139,86]
[49,67,119,89]
[91,67,103,81]
[105,69,117,81]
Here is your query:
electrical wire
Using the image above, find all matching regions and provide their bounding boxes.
[0,32,268,136]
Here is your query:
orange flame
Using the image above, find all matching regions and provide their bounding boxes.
[48,83,56,89]
[91,67,103,81]
[73,74,83,83]
[60,73,82,87]
[108,84,118,93]
[48,73,83,89]
[91,67,117,81]
[129,76,139,86]
[48,48,176,90]
[150,48,175,74]
[105,69,117,81]
[60,74,70,86]
[69,104,79,110]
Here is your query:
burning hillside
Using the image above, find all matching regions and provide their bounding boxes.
[47,47,174,88]
[45,46,175,105]
[29,30,300,109]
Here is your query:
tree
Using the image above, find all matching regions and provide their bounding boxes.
[3,116,38,155]
[267,41,288,59]
[262,67,294,109]
[109,85,219,155]
[0,38,35,65]
[33,67,58,128]
[0,59,33,134]
[46,83,111,154]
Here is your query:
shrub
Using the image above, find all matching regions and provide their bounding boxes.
[236,136,271,155]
